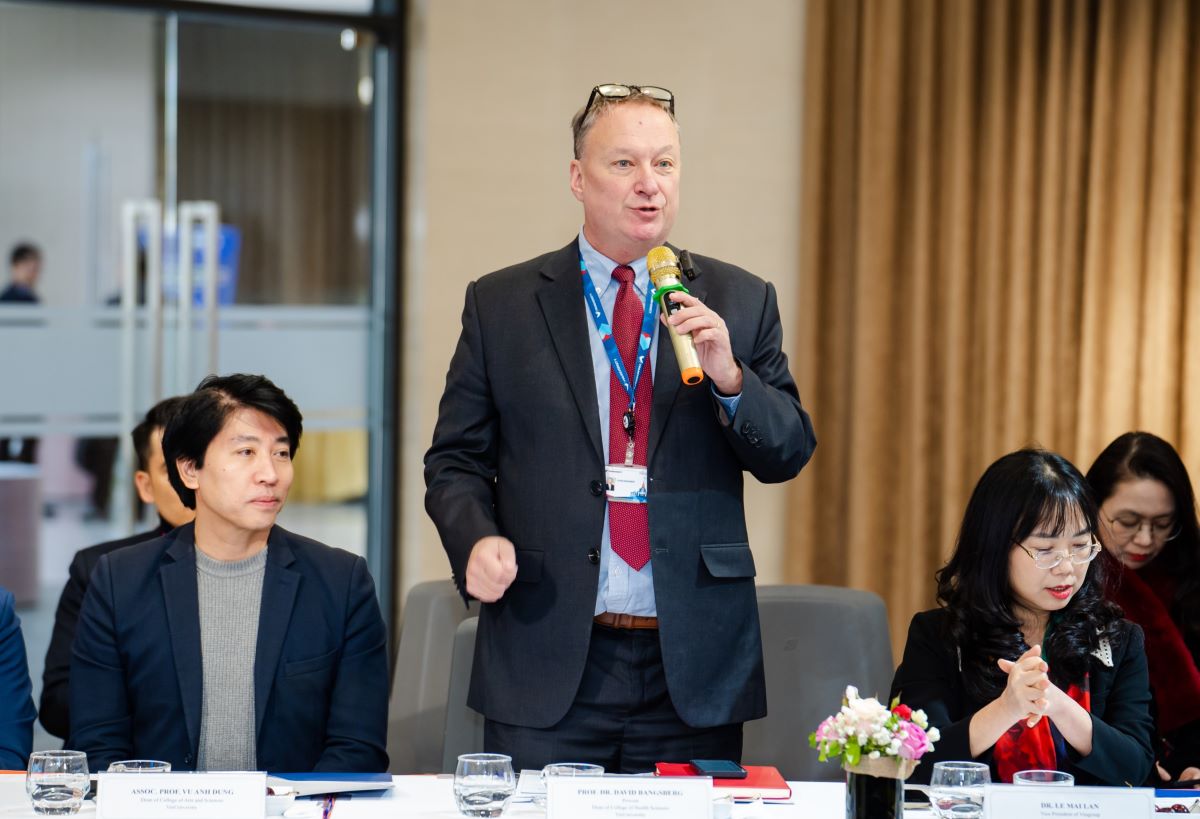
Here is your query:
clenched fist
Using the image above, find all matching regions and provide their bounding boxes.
[466,536,518,603]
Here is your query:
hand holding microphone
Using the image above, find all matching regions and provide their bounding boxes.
[648,246,742,393]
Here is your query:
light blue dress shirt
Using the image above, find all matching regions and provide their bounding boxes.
[578,230,741,617]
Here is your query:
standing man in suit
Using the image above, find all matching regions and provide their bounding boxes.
[40,396,195,740]
[425,84,816,772]
[70,374,389,772]
[0,585,35,770]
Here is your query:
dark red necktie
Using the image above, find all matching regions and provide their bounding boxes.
[608,265,652,571]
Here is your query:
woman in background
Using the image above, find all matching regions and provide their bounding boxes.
[892,448,1153,785]
[1087,432,1200,784]
[0,584,35,770]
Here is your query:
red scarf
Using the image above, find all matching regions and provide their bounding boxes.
[994,678,1090,783]
[1107,559,1200,733]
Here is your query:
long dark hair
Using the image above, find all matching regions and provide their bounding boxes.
[1086,431,1200,651]
[937,448,1123,702]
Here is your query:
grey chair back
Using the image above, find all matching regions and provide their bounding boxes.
[387,580,474,773]
[441,616,485,772]
[742,584,893,782]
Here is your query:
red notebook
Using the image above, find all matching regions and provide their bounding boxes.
[654,763,792,800]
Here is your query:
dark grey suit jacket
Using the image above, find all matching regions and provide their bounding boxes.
[424,240,816,729]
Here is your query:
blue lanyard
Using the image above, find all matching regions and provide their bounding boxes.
[579,255,658,409]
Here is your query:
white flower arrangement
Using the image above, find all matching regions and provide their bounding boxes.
[809,685,941,769]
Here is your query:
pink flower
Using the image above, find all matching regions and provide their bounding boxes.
[814,717,836,742]
[898,721,931,760]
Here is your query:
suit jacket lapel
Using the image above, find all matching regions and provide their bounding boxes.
[536,241,604,463]
[161,527,202,754]
[254,529,299,737]
[648,251,707,463]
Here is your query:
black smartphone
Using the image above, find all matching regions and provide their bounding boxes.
[689,759,748,779]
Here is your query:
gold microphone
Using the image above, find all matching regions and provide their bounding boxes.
[647,246,704,385]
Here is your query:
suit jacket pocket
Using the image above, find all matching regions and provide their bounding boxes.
[284,648,338,677]
[515,549,543,583]
[700,543,756,578]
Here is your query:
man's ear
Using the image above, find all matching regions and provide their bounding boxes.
[133,471,155,504]
[569,159,585,203]
[178,458,200,490]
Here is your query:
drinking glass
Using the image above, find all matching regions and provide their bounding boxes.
[930,761,990,818]
[107,760,171,773]
[454,753,515,817]
[1013,769,1073,786]
[542,762,604,778]
[534,763,604,807]
[26,750,89,815]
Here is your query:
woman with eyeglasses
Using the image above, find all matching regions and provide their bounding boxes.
[1087,432,1200,785]
[892,448,1154,785]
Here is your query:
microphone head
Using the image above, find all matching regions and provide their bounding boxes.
[647,245,681,287]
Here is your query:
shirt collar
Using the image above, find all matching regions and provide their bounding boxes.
[577,228,651,296]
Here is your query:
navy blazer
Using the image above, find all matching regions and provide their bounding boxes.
[69,524,389,772]
[425,240,816,729]
[891,609,1155,786]
[0,587,35,769]
[41,523,170,739]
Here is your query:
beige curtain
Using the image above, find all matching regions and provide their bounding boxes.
[789,0,1200,651]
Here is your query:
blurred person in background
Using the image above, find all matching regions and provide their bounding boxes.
[0,243,41,465]
[1087,432,1200,786]
[40,396,195,740]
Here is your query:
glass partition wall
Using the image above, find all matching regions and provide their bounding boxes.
[0,0,396,752]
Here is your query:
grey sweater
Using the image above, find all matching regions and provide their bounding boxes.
[195,547,267,771]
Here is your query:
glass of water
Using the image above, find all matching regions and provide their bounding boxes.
[454,753,515,817]
[1013,769,1073,786]
[930,760,990,818]
[26,750,89,815]
[107,760,171,773]
[535,762,604,807]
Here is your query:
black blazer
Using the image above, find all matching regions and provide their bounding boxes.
[891,608,1155,786]
[425,240,816,729]
[68,523,389,772]
[40,524,170,739]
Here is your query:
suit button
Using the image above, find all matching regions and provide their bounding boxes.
[587,548,600,564]
[590,479,604,497]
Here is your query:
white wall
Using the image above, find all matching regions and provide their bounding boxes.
[0,2,155,306]
[401,0,808,600]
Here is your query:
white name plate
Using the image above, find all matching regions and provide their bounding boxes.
[547,775,712,819]
[98,771,266,819]
[983,783,1154,819]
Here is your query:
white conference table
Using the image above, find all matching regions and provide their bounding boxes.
[0,774,1195,817]
[0,774,910,818]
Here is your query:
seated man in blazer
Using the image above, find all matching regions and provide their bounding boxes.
[40,395,195,740]
[69,373,389,773]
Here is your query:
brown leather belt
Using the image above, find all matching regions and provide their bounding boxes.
[593,612,659,630]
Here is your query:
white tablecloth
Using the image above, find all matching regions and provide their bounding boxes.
[1,773,1193,817]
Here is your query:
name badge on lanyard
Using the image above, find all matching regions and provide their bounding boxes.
[580,254,657,506]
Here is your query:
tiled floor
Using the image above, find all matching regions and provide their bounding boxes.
[14,499,367,754]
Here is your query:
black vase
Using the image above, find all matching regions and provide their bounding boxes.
[845,769,902,819]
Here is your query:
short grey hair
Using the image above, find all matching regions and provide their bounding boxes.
[571,92,677,160]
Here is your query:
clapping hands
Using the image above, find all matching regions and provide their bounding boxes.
[997,645,1052,728]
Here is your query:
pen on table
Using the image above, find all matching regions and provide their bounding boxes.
[320,795,336,819]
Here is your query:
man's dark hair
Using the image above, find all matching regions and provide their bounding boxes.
[163,373,303,509]
[10,242,40,267]
[131,396,188,471]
